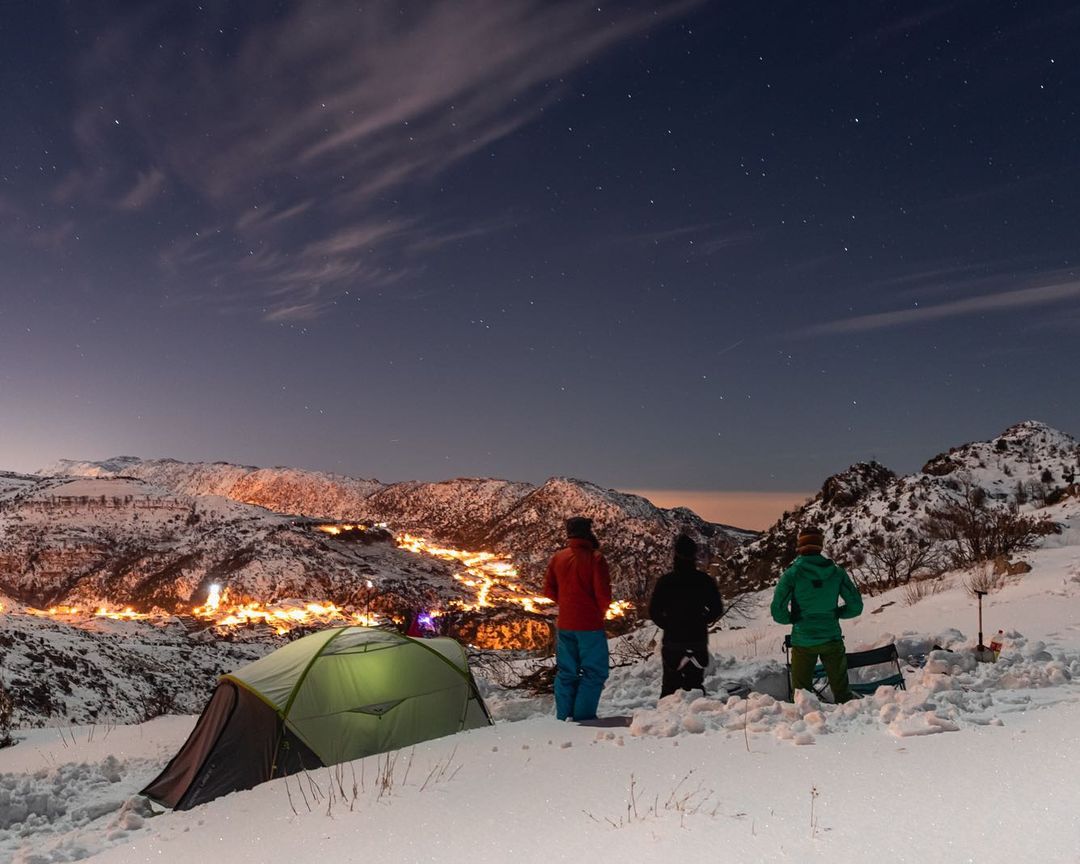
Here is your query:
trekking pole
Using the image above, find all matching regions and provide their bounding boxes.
[975,590,987,650]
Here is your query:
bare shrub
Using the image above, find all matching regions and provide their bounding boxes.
[714,590,759,627]
[852,531,945,595]
[927,476,1057,566]
[901,575,948,606]
[140,683,178,721]
[468,649,541,689]
[962,563,1006,597]
[0,681,14,748]
[1027,481,1050,506]
[740,627,770,658]
[517,663,557,696]
[609,626,658,668]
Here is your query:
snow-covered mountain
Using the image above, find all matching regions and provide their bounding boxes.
[45,459,756,597]
[354,477,537,545]
[724,421,1079,593]
[11,419,1076,738]
[0,475,464,612]
[41,457,384,520]
[4,490,1080,864]
[484,477,751,602]
[0,462,755,727]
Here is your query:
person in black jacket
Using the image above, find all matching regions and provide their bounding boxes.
[648,534,725,698]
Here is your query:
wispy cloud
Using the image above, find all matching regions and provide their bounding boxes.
[234,200,315,234]
[0,193,78,252]
[261,286,336,323]
[629,221,757,256]
[803,279,1080,335]
[116,169,165,211]
[860,3,965,45]
[301,222,411,260]
[58,0,705,318]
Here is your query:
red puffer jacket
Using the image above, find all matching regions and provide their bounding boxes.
[543,538,612,631]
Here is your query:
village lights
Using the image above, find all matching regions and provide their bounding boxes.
[16,526,630,645]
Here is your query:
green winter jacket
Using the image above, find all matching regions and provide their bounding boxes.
[770,554,863,647]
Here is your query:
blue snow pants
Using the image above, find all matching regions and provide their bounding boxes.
[554,629,609,721]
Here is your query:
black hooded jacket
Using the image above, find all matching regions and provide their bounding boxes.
[648,563,724,645]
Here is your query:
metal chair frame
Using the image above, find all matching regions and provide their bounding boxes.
[782,635,906,702]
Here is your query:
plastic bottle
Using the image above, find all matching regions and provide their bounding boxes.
[989,629,1005,657]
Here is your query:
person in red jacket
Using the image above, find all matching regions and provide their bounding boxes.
[543,516,612,721]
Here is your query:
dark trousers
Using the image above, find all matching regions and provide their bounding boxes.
[660,643,709,698]
[789,639,854,703]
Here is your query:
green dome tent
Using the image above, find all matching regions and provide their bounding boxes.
[142,626,492,810]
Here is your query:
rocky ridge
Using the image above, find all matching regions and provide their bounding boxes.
[724,421,1079,593]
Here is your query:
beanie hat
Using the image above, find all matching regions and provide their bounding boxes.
[797,526,824,555]
[565,516,594,540]
[674,534,698,561]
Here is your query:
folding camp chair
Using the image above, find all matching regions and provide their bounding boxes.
[782,636,906,702]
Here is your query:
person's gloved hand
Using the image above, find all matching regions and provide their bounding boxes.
[834,607,843,618]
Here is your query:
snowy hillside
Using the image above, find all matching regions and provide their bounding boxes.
[0,609,271,726]
[46,459,755,597]
[43,458,385,520]
[0,474,37,505]
[2,493,1079,863]
[486,476,756,602]
[0,475,462,612]
[359,477,536,545]
[725,421,1079,593]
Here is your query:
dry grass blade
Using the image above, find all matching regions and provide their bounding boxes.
[901,574,948,606]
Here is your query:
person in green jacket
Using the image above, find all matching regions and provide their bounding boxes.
[771,526,863,702]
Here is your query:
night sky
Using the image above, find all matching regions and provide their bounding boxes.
[2,2,1078,524]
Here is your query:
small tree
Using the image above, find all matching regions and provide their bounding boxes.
[852,531,945,594]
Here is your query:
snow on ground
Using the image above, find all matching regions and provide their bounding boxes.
[0,720,194,863]
[7,697,1080,864]
[2,504,1080,862]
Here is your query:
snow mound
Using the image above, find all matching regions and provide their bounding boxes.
[628,638,1080,746]
[0,719,194,863]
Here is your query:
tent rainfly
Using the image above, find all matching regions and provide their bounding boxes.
[142,626,492,810]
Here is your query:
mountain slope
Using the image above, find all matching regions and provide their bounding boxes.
[44,458,383,520]
[46,460,756,597]
[724,421,1079,593]
[361,478,536,547]
[485,477,755,600]
[0,475,464,612]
